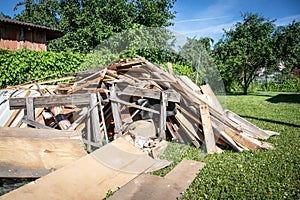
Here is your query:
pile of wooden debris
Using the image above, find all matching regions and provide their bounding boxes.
[2,57,279,154]
[0,57,280,199]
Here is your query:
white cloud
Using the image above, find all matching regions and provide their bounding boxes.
[275,14,300,26]
[174,16,231,23]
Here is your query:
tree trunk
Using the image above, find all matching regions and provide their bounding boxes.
[243,85,248,95]
[243,69,248,95]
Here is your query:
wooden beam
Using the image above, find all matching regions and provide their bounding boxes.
[21,117,54,130]
[159,91,168,140]
[110,84,122,136]
[25,97,34,121]
[110,98,160,114]
[9,93,92,110]
[199,103,217,154]
[115,84,180,103]
[89,93,102,146]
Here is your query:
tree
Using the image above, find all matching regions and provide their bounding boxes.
[14,0,60,28]
[14,0,176,53]
[214,13,277,94]
[273,20,300,74]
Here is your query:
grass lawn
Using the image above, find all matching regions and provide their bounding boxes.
[156,91,300,199]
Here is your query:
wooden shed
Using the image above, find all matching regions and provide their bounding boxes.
[0,18,64,51]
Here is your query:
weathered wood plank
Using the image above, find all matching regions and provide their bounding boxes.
[1,137,156,200]
[25,97,34,121]
[89,93,102,146]
[200,103,217,154]
[110,98,160,114]
[159,91,168,140]
[9,93,92,109]
[115,84,180,103]
[109,159,205,200]
[0,127,86,178]
[110,84,122,136]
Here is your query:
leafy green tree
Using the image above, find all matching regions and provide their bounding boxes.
[14,0,60,28]
[14,0,176,53]
[214,13,277,94]
[273,20,300,74]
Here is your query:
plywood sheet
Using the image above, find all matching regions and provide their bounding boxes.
[1,137,156,200]
[0,127,87,178]
[109,159,205,200]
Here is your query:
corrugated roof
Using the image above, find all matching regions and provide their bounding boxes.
[0,18,64,40]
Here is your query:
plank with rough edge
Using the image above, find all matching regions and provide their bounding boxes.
[109,159,205,200]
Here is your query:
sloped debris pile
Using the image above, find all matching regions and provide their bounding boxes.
[3,57,279,154]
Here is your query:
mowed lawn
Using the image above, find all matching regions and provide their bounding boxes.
[156,92,300,199]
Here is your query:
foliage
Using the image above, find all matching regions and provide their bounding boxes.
[273,20,300,73]
[0,49,86,88]
[260,78,300,92]
[214,13,277,95]
[155,92,300,199]
[161,62,194,80]
[14,0,177,53]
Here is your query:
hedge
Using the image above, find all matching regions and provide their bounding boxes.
[0,49,86,88]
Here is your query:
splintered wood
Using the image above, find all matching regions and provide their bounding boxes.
[4,57,279,155]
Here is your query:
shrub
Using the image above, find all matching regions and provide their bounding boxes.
[0,49,86,88]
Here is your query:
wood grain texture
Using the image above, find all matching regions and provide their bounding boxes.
[0,127,86,178]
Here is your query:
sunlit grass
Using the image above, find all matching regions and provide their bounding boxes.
[156,92,300,199]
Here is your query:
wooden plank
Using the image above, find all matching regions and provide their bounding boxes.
[110,98,160,114]
[115,85,180,103]
[224,109,270,139]
[97,92,109,144]
[200,84,223,111]
[67,68,106,94]
[159,91,168,140]
[199,103,217,154]
[110,84,122,136]
[25,97,34,121]
[109,159,205,200]
[9,93,92,110]
[21,117,54,130]
[1,137,156,200]
[89,93,102,146]
[0,127,86,178]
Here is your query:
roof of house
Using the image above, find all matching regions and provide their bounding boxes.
[0,18,64,40]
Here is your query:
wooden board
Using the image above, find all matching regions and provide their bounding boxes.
[1,137,157,200]
[0,127,87,178]
[200,84,224,112]
[109,159,205,200]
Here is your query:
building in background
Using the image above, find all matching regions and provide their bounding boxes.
[0,18,63,51]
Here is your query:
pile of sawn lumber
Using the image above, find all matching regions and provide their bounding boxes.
[5,56,279,154]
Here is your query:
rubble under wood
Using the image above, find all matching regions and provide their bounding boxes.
[1,57,279,156]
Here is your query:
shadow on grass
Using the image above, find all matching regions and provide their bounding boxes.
[266,94,300,104]
[226,92,274,97]
[240,115,300,128]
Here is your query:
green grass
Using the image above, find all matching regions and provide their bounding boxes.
[155,91,300,199]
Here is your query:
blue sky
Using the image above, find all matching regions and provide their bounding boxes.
[171,0,300,42]
[1,0,300,42]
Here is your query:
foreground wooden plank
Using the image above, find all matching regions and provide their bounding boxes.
[1,137,157,200]
[0,127,87,178]
[109,159,205,200]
